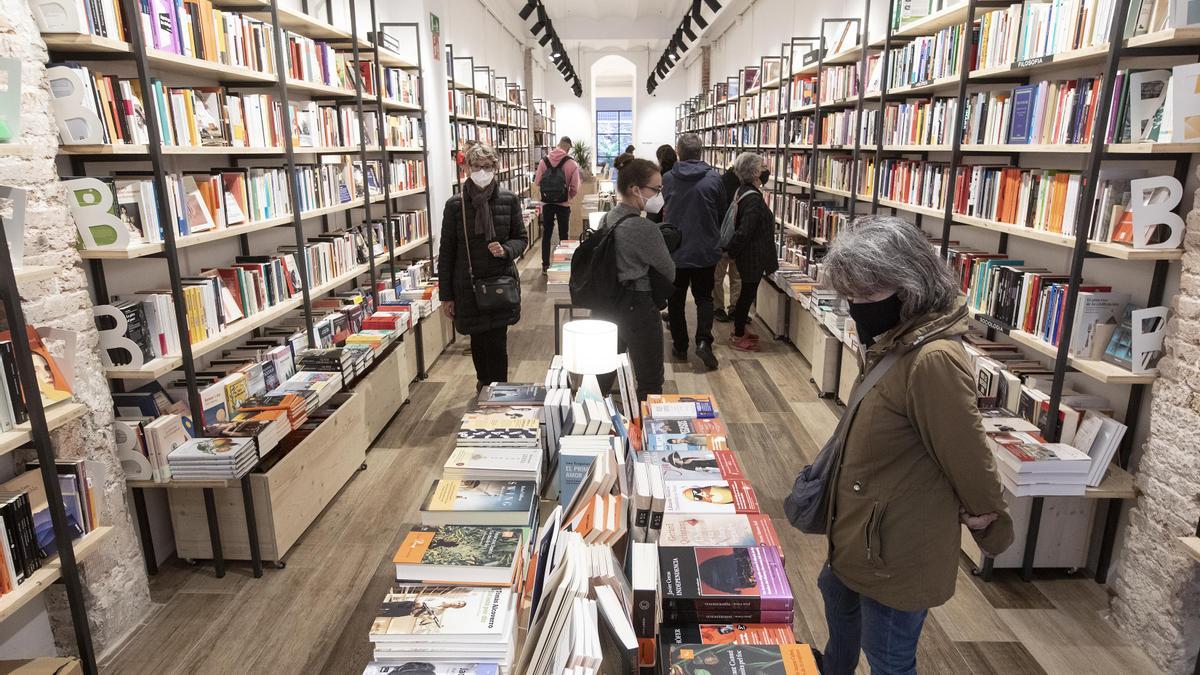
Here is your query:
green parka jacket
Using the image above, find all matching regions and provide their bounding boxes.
[827,299,1014,611]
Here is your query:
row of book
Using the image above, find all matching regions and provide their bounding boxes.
[116,264,437,482]
[64,155,424,249]
[50,65,423,151]
[0,458,104,596]
[0,328,76,433]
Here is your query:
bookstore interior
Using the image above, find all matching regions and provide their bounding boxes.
[0,0,1198,672]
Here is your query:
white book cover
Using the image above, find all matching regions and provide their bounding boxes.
[444,446,540,476]
[370,586,514,644]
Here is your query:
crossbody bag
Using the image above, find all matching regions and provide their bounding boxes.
[462,196,521,311]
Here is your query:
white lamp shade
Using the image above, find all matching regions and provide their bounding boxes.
[562,319,618,375]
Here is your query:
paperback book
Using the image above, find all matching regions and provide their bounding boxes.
[664,644,819,675]
[392,524,524,586]
[418,479,537,527]
[662,479,761,515]
[658,546,794,613]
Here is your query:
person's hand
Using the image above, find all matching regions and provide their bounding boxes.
[959,507,999,531]
[487,242,505,258]
[443,301,455,318]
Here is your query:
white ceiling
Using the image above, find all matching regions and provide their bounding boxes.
[492,0,694,51]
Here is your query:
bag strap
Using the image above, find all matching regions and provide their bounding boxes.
[461,195,476,282]
[825,346,907,457]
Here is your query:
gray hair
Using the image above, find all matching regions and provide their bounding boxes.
[823,216,958,321]
[732,152,765,184]
[676,133,703,161]
[465,142,499,168]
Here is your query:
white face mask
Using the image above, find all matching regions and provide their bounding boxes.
[470,169,495,187]
[643,192,664,214]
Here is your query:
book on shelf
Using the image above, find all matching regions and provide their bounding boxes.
[644,394,718,420]
[392,524,524,587]
[166,436,257,480]
[658,546,792,618]
[442,446,541,482]
[661,478,761,516]
[639,442,744,482]
[1070,410,1127,487]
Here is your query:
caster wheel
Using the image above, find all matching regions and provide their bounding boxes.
[1066,567,1079,575]
[970,567,981,576]
[359,463,368,471]
[403,398,411,405]
[274,561,287,569]
[185,558,198,566]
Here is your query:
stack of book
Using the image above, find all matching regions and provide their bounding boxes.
[166,437,258,480]
[458,406,542,450]
[0,328,75,432]
[625,392,809,673]
[369,584,519,668]
[545,239,579,289]
[984,420,1093,496]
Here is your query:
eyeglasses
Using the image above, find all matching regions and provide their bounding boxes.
[639,185,663,195]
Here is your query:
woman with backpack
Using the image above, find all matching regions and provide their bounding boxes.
[438,142,528,392]
[723,152,779,352]
[592,158,675,401]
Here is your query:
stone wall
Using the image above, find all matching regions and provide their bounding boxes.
[1,0,151,656]
[1109,169,1200,675]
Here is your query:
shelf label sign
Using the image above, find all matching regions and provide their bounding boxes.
[63,177,131,249]
[46,66,105,145]
[1131,306,1169,374]
[94,305,146,370]
[1129,175,1183,249]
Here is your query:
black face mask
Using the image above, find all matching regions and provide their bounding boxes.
[848,294,903,347]
[759,170,771,185]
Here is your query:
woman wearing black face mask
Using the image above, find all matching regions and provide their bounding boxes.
[722,152,778,352]
[806,216,1013,675]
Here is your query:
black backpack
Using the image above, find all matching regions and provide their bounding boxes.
[569,213,636,311]
[539,156,570,203]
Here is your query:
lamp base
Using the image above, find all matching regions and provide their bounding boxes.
[574,373,605,403]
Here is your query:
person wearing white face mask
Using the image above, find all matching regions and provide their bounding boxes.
[438,142,529,392]
[591,158,675,401]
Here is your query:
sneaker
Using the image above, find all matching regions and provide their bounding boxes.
[541,267,549,277]
[730,334,761,352]
[696,342,719,369]
[714,308,731,323]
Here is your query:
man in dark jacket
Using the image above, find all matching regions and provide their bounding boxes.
[662,133,727,370]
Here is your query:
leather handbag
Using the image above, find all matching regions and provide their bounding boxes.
[462,197,521,311]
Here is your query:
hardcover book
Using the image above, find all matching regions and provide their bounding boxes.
[660,623,796,646]
[658,513,781,549]
[369,585,514,643]
[641,444,744,481]
[419,479,537,527]
[658,546,793,612]
[664,644,819,675]
[392,524,523,586]
[662,479,761,515]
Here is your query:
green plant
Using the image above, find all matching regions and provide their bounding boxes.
[570,140,592,168]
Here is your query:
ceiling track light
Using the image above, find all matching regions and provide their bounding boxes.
[703,0,721,10]
[681,18,697,41]
[691,0,708,28]
[538,31,552,46]
[519,0,537,21]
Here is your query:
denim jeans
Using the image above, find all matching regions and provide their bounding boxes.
[818,564,928,675]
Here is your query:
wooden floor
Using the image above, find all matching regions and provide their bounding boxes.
[101,253,1162,675]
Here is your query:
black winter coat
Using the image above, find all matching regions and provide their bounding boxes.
[437,189,528,335]
[727,185,779,280]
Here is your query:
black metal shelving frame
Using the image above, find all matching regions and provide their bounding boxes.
[43,0,435,581]
[723,0,1195,585]
[0,196,98,671]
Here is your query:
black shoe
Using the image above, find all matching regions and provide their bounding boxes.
[714,308,731,323]
[672,346,688,360]
[661,311,670,323]
[696,342,719,370]
[542,267,549,277]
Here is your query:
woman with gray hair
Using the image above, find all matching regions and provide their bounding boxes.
[722,152,778,351]
[810,216,1013,675]
[438,142,528,391]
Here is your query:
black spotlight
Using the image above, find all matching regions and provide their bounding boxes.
[519,0,537,21]
[681,17,697,41]
[691,0,708,28]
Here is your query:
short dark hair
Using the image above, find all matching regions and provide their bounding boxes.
[617,158,660,197]
[656,144,678,173]
[558,136,572,147]
[676,133,703,160]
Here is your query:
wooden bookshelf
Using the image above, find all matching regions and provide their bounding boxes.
[880,1,969,43]
[968,310,1157,384]
[0,402,88,456]
[0,527,112,624]
[1085,464,1137,499]
[103,235,428,380]
[1176,536,1200,563]
[76,190,424,260]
